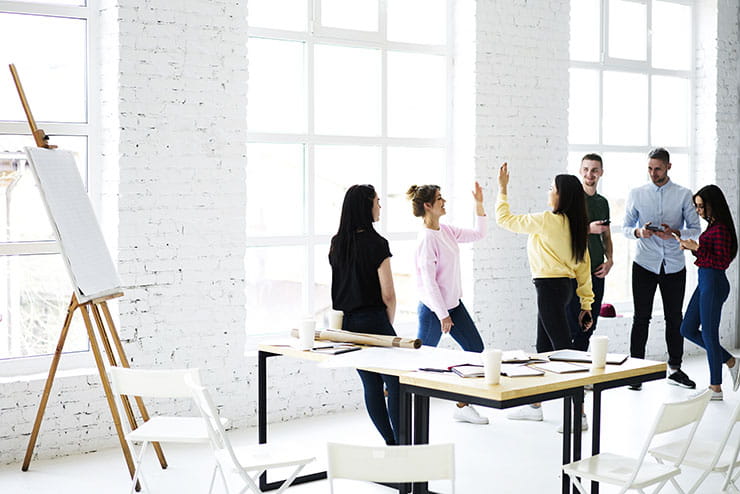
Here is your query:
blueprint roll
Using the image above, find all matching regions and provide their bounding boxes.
[290,328,421,349]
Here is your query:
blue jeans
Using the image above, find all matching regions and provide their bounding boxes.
[343,308,399,445]
[417,301,484,352]
[680,268,732,386]
[567,275,605,351]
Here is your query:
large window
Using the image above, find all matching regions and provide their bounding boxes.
[247,0,457,337]
[0,0,96,360]
[568,0,693,306]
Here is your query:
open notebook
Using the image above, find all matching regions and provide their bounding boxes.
[548,349,628,365]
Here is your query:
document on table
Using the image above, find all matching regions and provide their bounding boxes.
[531,361,589,374]
[318,346,483,372]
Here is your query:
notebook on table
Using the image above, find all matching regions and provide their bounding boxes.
[531,361,589,374]
[548,349,629,365]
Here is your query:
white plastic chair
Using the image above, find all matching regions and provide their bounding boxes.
[326,442,455,494]
[650,398,740,493]
[109,366,227,494]
[562,389,712,494]
[186,377,315,494]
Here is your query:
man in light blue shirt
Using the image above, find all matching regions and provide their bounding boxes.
[623,148,701,390]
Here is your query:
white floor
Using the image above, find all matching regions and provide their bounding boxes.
[1,354,738,494]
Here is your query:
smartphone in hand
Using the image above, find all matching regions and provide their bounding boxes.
[645,224,662,232]
[581,311,592,331]
[600,219,611,225]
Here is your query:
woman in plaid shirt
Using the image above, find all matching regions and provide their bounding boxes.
[679,185,740,401]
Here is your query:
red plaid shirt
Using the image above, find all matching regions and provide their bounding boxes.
[694,222,734,270]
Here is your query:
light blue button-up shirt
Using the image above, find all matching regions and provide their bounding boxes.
[622,179,701,275]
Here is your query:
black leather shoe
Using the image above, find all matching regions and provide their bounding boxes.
[667,369,696,389]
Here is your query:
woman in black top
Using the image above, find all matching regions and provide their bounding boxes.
[329,184,399,445]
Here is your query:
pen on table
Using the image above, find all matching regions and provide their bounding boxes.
[418,368,450,373]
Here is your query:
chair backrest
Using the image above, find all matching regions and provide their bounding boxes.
[628,390,712,485]
[327,442,455,493]
[715,400,740,483]
[109,367,202,399]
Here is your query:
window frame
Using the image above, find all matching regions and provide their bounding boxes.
[0,0,99,370]
[568,0,696,312]
[246,0,457,338]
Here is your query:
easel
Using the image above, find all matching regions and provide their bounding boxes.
[9,64,167,487]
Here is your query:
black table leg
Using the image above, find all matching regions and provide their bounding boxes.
[572,388,584,494]
[398,385,413,494]
[412,394,430,494]
[562,394,572,494]
[258,351,327,491]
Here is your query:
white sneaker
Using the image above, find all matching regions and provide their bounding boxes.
[453,404,489,424]
[557,414,589,433]
[507,405,543,422]
[728,358,740,392]
[694,388,723,401]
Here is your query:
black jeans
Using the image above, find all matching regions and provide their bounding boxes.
[630,263,686,369]
[343,308,400,445]
[533,278,575,353]
[567,274,605,351]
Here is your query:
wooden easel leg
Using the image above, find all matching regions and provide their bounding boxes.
[78,302,138,485]
[21,294,78,471]
[93,303,168,469]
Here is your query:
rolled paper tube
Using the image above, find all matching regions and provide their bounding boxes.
[290,328,421,349]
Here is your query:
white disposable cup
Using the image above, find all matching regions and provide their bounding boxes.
[328,310,344,330]
[482,349,502,385]
[590,335,609,370]
[298,319,315,350]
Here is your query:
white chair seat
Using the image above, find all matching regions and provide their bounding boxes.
[127,416,229,443]
[564,453,680,489]
[651,439,738,472]
[217,444,315,473]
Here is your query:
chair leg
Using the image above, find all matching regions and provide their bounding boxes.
[570,477,589,494]
[687,469,712,494]
[273,463,308,494]
[130,441,150,494]
[208,463,219,494]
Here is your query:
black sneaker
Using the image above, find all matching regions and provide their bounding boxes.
[628,383,642,391]
[667,369,696,389]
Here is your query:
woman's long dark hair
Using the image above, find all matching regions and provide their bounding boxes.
[694,184,738,261]
[553,174,589,263]
[330,184,379,263]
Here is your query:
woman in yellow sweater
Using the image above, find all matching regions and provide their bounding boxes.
[496,162,594,423]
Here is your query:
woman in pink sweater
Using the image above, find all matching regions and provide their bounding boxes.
[407,182,488,424]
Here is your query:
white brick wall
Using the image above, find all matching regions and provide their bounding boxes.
[2,0,739,466]
[473,0,571,351]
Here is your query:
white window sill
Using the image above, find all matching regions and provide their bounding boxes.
[0,351,97,383]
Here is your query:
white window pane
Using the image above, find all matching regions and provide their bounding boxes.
[608,0,646,61]
[314,145,380,235]
[651,76,689,147]
[247,143,304,236]
[600,152,646,303]
[387,239,418,337]
[652,1,691,70]
[248,0,307,31]
[246,247,304,334]
[8,0,84,5]
[668,153,690,189]
[570,0,601,62]
[603,71,647,145]
[320,0,378,32]
[0,14,86,123]
[387,0,446,45]
[313,243,332,323]
[387,52,446,138]
[0,254,88,359]
[568,68,600,144]
[386,147,445,233]
[314,45,381,136]
[247,38,306,134]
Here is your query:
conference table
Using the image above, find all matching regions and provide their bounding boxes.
[257,342,666,494]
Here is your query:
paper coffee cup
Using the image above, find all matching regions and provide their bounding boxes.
[298,319,316,350]
[328,310,344,330]
[482,349,502,385]
[590,335,609,370]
